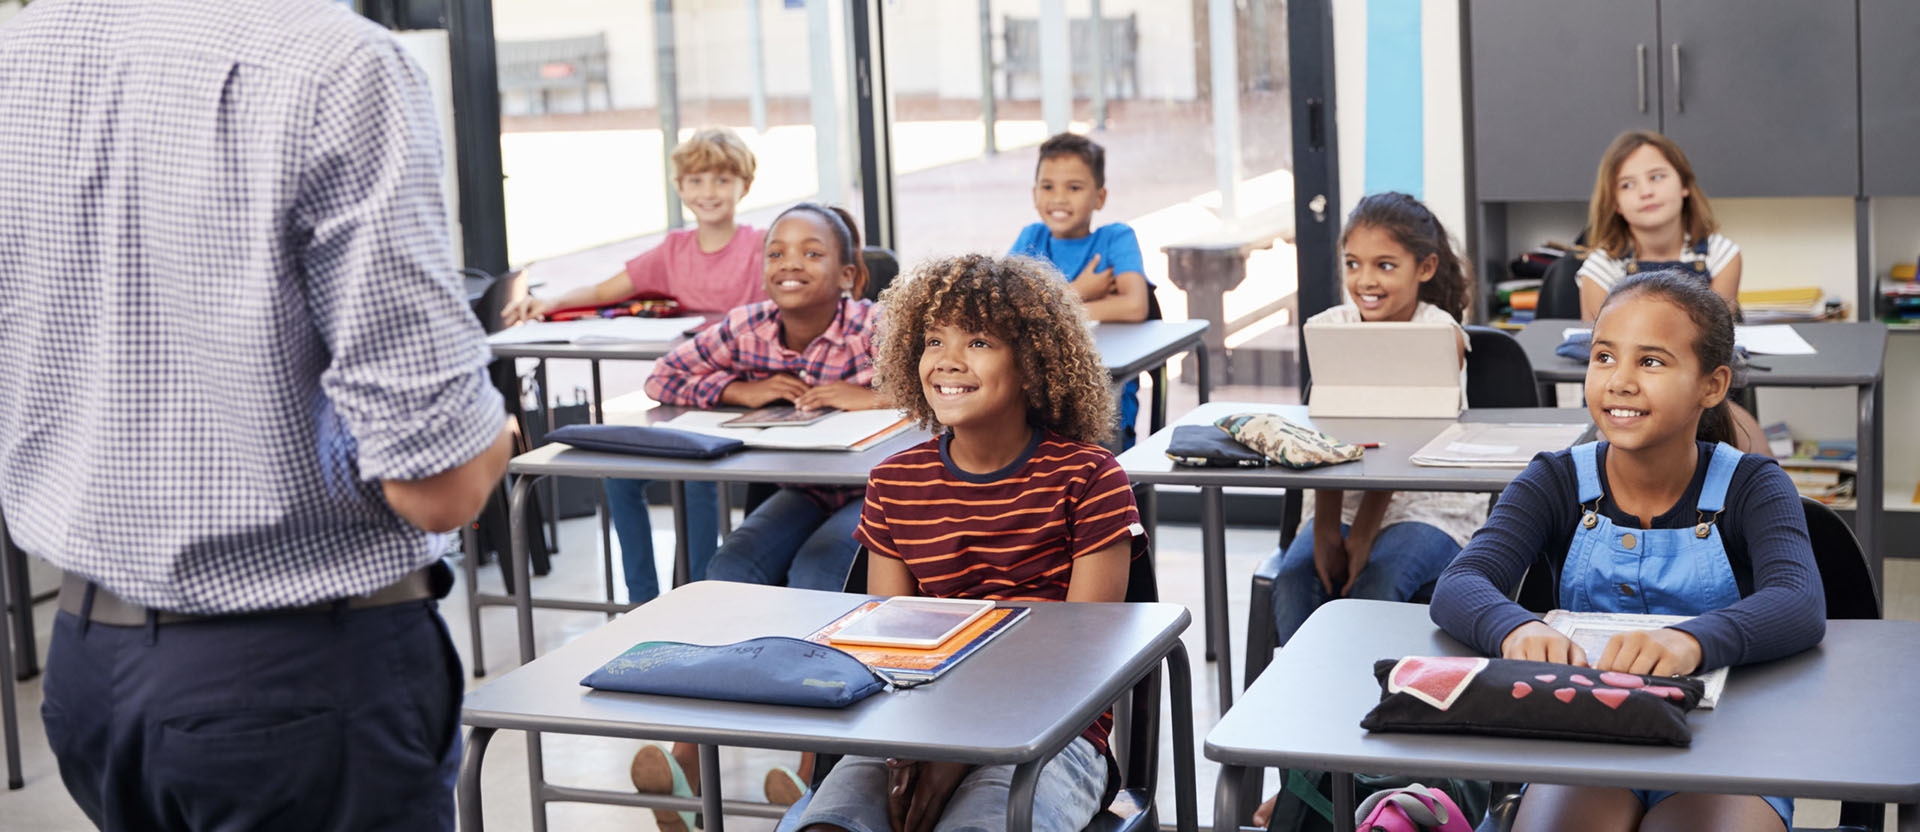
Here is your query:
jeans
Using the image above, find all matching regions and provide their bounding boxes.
[784,736,1107,832]
[605,478,719,604]
[1270,521,1462,646]
[706,488,863,591]
[42,600,462,831]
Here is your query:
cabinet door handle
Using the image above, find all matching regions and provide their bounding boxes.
[1671,42,1683,113]
[1636,44,1647,113]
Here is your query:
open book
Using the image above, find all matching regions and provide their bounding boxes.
[486,316,705,346]
[1542,609,1729,709]
[807,600,1029,684]
[1410,422,1591,468]
[658,409,913,451]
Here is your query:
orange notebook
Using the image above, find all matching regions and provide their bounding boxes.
[806,600,1028,683]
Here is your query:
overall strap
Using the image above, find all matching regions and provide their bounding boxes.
[1696,442,1744,514]
[1571,442,1604,504]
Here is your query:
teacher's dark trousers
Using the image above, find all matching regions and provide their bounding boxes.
[41,599,463,831]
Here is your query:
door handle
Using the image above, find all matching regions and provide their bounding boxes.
[1636,44,1647,113]
[1671,43,1683,113]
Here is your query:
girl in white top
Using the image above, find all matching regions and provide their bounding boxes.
[1577,130,1744,320]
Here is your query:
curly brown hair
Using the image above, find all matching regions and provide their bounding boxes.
[874,254,1116,445]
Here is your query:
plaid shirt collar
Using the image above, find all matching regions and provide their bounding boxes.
[751,296,860,352]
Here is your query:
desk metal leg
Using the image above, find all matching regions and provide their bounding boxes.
[1214,764,1247,832]
[4,539,34,680]
[1858,382,1884,603]
[1331,771,1356,832]
[1201,486,1234,711]
[509,475,539,666]
[1195,343,1212,404]
[528,730,548,832]
[1007,759,1042,832]
[671,482,691,588]
[1152,362,1169,435]
[458,726,496,832]
[699,743,725,832]
[590,360,616,610]
[535,359,558,552]
[1898,801,1917,832]
[461,526,487,677]
[0,538,19,790]
[1167,642,1198,832]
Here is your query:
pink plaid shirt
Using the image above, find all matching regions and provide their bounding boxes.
[644,297,881,408]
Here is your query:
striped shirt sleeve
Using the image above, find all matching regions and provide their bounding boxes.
[1067,451,1144,559]
[854,482,900,561]
[1705,233,1740,277]
[643,308,747,407]
[1576,247,1628,293]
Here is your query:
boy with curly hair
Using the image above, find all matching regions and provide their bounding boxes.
[788,254,1146,832]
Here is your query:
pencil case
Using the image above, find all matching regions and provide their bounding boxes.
[1214,413,1362,469]
[581,636,888,708]
[1360,656,1705,747]
[1166,425,1269,468]
[545,424,744,459]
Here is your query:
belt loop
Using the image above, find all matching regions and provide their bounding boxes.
[79,583,97,638]
[145,609,158,646]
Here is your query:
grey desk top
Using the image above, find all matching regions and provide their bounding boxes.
[507,406,931,485]
[1515,319,1889,386]
[487,325,707,362]
[1093,319,1209,379]
[463,581,1190,764]
[1207,599,1920,803]
[1114,402,1591,492]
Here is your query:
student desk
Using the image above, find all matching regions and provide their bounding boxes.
[1094,319,1213,434]
[1515,319,1889,590]
[463,408,928,673]
[1208,599,1920,832]
[457,581,1199,832]
[1115,402,1592,713]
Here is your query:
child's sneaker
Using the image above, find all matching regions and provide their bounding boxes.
[763,765,806,805]
[629,744,698,832]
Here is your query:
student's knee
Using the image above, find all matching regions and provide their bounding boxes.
[1639,793,1787,832]
[1511,784,1643,832]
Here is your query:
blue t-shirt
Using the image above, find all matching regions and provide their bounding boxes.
[1008,222,1149,286]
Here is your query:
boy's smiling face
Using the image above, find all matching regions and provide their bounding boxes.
[676,169,748,227]
[920,322,1026,432]
[1031,154,1105,239]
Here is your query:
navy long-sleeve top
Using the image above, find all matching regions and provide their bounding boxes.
[1430,441,1826,671]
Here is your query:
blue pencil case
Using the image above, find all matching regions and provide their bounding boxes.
[581,636,889,708]
[545,423,744,460]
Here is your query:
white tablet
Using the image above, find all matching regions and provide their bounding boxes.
[1303,321,1463,419]
[827,597,995,649]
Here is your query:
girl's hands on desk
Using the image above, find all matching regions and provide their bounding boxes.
[721,374,810,408]
[1502,621,1589,666]
[795,382,880,412]
[1596,628,1702,676]
[501,295,556,325]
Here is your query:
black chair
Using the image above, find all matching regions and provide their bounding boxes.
[863,246,900,302]
[791,544,1174,832]
[1463,326,1541,409]
[1534,254,1585,321]
[1478,496,1884,832]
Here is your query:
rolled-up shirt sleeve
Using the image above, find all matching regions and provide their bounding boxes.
[295,40,504,482]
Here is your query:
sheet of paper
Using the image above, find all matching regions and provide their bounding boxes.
[1733,324,1817,355]
[1560,327,1592,341]
[486,316,705,346]
[1411,421,1590,468]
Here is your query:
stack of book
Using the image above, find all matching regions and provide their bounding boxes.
[1777,438,1857,507]
[1883,262,1919,328]
[1737,287,1831,324]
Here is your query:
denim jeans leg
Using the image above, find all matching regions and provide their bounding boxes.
[1270,524,1342,647]
[1345,521,1462,603]
[681,480,721,583]
[705,488,824,586]
[604,478,658,603]
[784,500,864,591]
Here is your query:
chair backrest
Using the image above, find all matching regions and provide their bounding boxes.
[862,246,900,302]
[1534,254,1585,321]
[1802,497,1879,620]
[1463,326,1540,409]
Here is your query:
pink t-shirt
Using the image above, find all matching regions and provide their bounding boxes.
[623,225,769,314]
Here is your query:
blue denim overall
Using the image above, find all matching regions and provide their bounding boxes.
[1556,440,1792,825]
[1622,236,1712,278]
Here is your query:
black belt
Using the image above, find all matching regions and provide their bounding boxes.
[58,563,445,627]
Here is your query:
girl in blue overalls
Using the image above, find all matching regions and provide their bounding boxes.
[1431,270,1826,831]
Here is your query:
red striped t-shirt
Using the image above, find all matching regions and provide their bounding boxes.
[854,428,1147,793]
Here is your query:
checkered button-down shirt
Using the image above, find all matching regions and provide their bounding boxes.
[0,0,505,613]
[645,298,882,408]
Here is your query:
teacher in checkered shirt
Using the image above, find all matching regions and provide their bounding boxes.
[0,0,513,828]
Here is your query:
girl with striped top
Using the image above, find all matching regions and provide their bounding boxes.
[1576,130,1742,321]
[788,254,1146,832]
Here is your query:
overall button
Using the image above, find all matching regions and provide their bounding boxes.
[1619,583,1635,596]
[1621,532,1637,550]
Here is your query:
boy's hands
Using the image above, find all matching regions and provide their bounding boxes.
[885,759,973,832]
[1502,621,1589,666]
[1072,254,1115,301]
[501,295,556,325]
[1596,628,1702,676]
[794,381,879,412]
[720,374,810,408]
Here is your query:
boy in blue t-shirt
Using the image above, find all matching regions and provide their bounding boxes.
[1009,132,1152,447]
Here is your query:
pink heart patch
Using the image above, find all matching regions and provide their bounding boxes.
[1592,688,1630,709]
[1641,685,1686,701]
[1600,672,1646,688]
[1570,674,1594,686]
[1512,681,1533,699]
[1534,674,1557,683]
[1389,656,1486,708]
[1554,687,1576,703]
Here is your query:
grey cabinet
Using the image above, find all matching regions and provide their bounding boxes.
[1862,0,1920,195]
[1469,0,1660,202]
[1660,0,1858,197]
[1469,0,1860,201]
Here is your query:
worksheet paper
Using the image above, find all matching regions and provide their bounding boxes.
[1559,325,1817,356]
[485,316,705,346]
